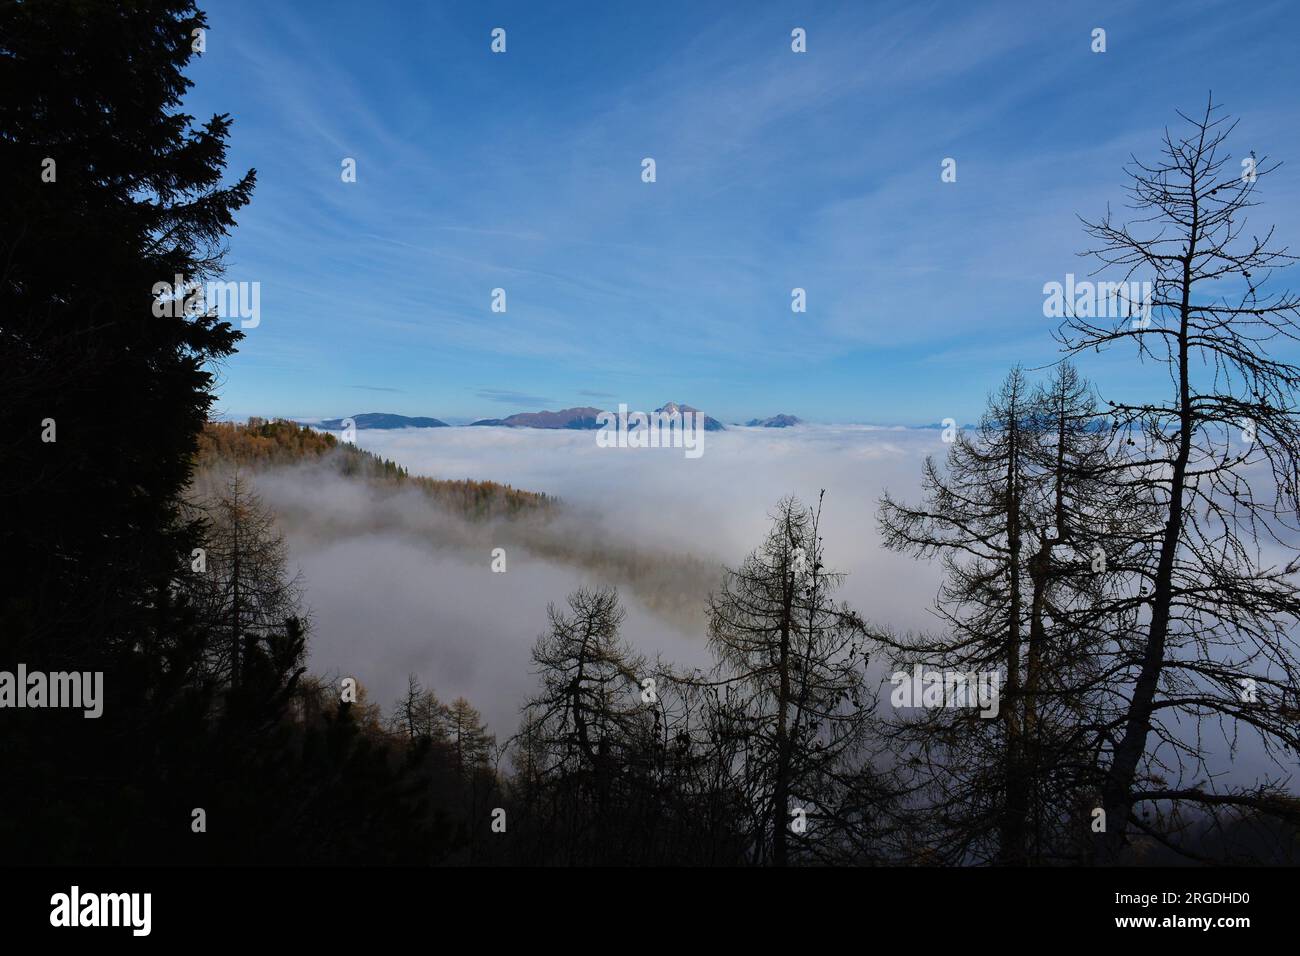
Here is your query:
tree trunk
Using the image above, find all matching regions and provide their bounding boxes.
[772,570,794,867]
[1100,240,1196,862]
[1001,418,1027,864]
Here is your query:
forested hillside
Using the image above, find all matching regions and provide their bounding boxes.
[196,418,552,519]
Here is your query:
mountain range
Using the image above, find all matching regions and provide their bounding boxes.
[317,412,448,429]
[470,406,605,429]
[294,411,989,432]
[310,402,737,432]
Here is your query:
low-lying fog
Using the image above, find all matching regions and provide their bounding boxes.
[251,424,943,737]
[237,424,1293,789]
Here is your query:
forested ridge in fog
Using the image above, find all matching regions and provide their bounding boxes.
[196,418,554,518]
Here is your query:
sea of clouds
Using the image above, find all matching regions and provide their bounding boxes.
[238,423,1292,789]
[249,424,946,738]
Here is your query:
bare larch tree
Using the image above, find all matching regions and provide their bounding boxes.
[1056,97,1300,861]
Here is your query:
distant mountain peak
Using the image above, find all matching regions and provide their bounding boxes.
[746,414,801,428]
[653,401,725,431]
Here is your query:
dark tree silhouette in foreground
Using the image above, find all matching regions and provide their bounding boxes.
[183,472,306,696]
[514,587,660,863]
[706,495,886,864]
[880,370,1038,863]
[0,1,451,866]
[1056,98,1300,862]
[1,0,254,652]
[0,0,255,859]
[878,365,1153,864]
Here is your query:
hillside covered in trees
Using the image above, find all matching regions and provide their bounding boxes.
[196,418,553,519]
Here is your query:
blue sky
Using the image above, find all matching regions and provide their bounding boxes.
[186,0,1300,425]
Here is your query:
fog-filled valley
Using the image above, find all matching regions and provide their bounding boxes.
[204,424,947,737]
[199,422,1297,795]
